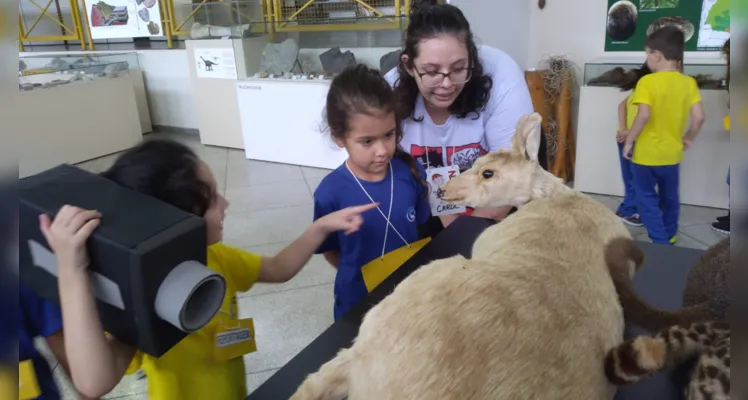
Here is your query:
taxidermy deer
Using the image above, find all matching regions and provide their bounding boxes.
[289,113,632,400]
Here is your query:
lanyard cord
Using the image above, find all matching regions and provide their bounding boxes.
[345,160,410,259]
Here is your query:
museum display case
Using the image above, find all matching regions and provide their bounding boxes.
[20,52,151,133]
[583,57,728,89]
[18,52,144,177]
[184,0,407,151]
[230,15,406,167]
[19,60,131,91]
[19,52,140,76]
[231,16,407,80]
[176,0,267,41]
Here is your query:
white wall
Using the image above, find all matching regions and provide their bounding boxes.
[450,0,531,70]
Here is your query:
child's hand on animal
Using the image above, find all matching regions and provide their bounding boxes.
[315,203,379,235]
[39,205,101,273]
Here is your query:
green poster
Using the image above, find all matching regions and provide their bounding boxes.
[604,0,730,52]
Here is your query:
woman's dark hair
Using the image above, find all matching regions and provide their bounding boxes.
[394,4,492,121]
[326,64,427,192]
[618,62,652,91]
[100,139,213,216]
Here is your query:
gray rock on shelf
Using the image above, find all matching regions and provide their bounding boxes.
[139,8,149,22]
[103,62,128,77]
[259,39,300,75]
[379,49,401,74]
[45,57,70,71]
[319,47,357,74]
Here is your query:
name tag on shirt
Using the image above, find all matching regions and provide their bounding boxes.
[361,237,431,292]
[214,313,257,362]
[19,360,40,400]
[426,165,466,216]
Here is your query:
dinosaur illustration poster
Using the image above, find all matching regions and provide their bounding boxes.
[194,48,238,80]
[83,0,163,39]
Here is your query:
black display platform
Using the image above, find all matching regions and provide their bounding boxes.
[247,217,704,400]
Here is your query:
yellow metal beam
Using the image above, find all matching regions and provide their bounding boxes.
[19,0,87,48]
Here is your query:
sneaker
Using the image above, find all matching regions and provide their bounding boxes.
[711,220,730,235]
[616,211,644,227]
[669,235,677,245]
[716,214,729,223]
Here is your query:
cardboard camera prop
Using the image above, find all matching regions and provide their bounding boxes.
[19,164,227,357]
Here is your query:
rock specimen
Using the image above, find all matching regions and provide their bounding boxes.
[319,47,356,74]
[147,21,160,35]
[379,49,400,73]
[138,8,149,22]
[258,39,300,76]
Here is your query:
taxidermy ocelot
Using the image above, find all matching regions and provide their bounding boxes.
[289,113,633,400]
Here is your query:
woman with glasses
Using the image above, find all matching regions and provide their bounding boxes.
[384,3,534,230]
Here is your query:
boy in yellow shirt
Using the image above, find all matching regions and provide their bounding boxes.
[39,139,378,400]
[621,26,705,245]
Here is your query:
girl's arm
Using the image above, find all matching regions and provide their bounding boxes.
[39,208,136,399]
[323,251,339,269]
[617,99,628,132]
[258,203,377,282]
[45,332,103,400]
[58,256,136,398]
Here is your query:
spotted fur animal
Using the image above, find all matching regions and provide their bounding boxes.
[604,237,729,332]
[605,321,730,400]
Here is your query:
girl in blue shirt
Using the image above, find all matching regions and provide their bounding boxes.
[314,65,431,320]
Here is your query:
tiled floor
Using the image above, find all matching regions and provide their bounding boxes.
[47,132,727,399]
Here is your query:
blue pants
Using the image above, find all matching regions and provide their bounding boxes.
[617,142,637,216]
[631,164,679,244]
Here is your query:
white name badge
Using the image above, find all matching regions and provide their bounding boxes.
[216,328,252,348]
[426,165,466,216]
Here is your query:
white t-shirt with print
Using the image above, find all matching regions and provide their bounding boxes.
[384,45,534,172]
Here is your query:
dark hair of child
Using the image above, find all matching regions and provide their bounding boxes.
[394,3,492,121]
[645,26,685,61]
[617,62,652,92]
[326,64,428,193]
[100,139,214,216]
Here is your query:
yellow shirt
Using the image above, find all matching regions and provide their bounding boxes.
[625,91,637,129]
[630,71,702,166]
[125,243,263,400]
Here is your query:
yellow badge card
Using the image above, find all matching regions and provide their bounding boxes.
[214,303,258,363]
[19,360,40,400]
[361,237,431,292]
[723,115,730,131]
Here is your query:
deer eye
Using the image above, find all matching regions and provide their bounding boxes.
[481,170,494,179]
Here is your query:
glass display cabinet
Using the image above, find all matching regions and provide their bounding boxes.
[583,57,728,90]
[18,58,131,91]
[230,15,406,80]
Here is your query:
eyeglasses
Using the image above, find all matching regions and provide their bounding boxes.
[415,67,472,87]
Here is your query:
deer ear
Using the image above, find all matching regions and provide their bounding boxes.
[523,113,542,162]
[511,115,530,155]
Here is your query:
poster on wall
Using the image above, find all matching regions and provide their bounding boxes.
[604,0,729,52]
[194,48,238,80]
[83,0,164,39]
